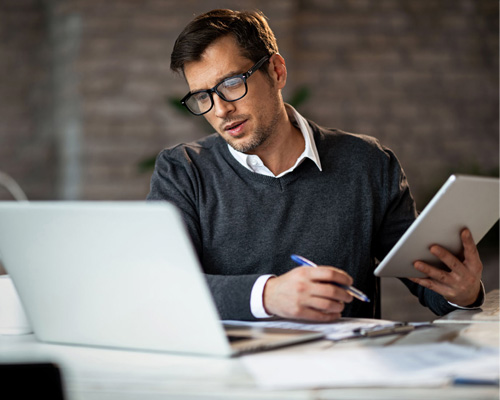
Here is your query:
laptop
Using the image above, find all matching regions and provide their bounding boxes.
[0,201,323,357]
[374,174,499,278]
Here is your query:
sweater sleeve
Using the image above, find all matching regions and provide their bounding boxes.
[374,147,459,316]
[147,148,202,250]
[147,148,261,320]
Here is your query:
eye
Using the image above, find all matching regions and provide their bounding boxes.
[222,77,244,90]
[192,92,210,104]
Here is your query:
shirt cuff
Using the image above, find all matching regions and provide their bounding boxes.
[250,274,276,318]
[447,281,485,310]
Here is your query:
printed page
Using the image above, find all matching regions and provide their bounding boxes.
[242,342,499,389]
[223,317,398,341]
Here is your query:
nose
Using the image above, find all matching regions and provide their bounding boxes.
[212,94,235,119]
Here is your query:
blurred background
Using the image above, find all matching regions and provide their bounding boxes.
[0,0,498,320]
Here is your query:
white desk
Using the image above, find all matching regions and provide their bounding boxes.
[1,291,498,400]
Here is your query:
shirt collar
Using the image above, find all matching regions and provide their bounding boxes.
[287,103,322,173]
[227,104,322,177]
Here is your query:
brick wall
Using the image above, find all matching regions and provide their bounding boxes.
[1,0,498,207]
[293,0,499,204]
[0,0,55,200]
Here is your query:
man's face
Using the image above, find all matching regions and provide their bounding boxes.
[183,35,282,154]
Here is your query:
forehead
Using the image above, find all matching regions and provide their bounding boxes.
[183,35,251,92]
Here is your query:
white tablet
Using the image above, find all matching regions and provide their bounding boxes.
[374,174,499,278]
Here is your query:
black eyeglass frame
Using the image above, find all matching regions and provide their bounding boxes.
[180,55,271,116]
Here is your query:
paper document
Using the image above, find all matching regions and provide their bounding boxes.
[242,342,499,389]
[223,318,397,341]
[435,289,499,324]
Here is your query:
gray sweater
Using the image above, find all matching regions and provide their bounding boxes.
[147,119,457,320]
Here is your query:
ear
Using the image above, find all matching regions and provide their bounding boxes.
[267,54,287,89]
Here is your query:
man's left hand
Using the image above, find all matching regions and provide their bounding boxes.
[409,228,483,307]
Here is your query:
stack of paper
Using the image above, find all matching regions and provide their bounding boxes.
[242,343,499,389]
[224,318,397,341]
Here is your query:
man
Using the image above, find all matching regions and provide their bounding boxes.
[147,9,483,321]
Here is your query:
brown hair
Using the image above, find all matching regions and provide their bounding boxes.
[170,9,279,74]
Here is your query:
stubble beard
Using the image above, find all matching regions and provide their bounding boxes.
[226,103,282,154]
[227,122,274,153]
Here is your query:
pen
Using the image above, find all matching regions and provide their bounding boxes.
[290,254,370,302]
[452,377,500,386]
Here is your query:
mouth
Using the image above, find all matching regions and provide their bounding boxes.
[223,119,247,137]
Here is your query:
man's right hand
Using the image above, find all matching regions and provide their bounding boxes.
[262,266,354,321]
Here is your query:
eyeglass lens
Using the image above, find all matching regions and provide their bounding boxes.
[185,76,247,115]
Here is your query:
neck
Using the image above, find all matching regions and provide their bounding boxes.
[248,107,305,176]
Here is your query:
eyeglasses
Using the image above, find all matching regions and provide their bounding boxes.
[180,55,270,116]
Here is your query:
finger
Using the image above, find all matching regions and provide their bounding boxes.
[311,266,354,286]
[287,306,342,322]
[306,296,346,314]
[414,260,452,284]
[305,310,342,322]
[313,281,353,303]
[409,276,454,298]
[461,228,483,272]
[428,245,465,274]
